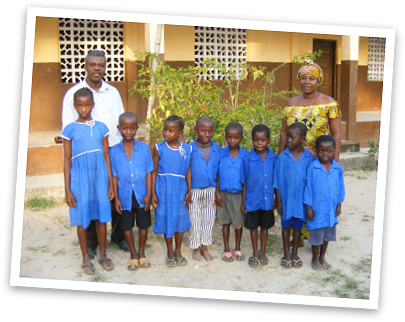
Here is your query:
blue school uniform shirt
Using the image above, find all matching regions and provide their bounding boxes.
[241,147,277,212]
[190,140,220,189]
[218,146,247,193]
[110,139,154,211]
[273,148,314,221]
[303,158,345,230]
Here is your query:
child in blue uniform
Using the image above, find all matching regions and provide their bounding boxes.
[242,124,277,268]
[62,88,115,275]
[304,135,345,270]
[189,116,221,262]
[151,115,192,267]
[273,123,313,269]
[216,122,247,262]
[110,112,154,270]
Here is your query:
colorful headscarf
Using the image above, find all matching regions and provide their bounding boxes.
[297,59,323,85]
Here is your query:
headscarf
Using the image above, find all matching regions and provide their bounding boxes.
[297,59,323,85]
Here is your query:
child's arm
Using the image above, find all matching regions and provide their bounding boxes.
[275,189,282,216]
[151,145,159,209]
[215,176,224,207]
[184,165,192,209]
[242,183,247,214]
[63,139,76,208]
[306,205,314,221]
[102,136,115,201]
[142,172,152,211]
[112,176,122,214]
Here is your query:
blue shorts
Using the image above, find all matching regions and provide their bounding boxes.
[308,225,337,245]
[281,217,304,230]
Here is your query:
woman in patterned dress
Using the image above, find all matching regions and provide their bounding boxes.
[278,59,342,243]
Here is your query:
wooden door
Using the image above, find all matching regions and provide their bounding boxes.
[313,39,336,99]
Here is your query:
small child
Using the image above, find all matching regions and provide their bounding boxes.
[303,135,345,270]
[151,115,192,267]
[216,122,247,262]
[273,123,313,269]
[242,124,277,268]
[189,116,221,262]
[62,87,115,275]
[109,112,154,270]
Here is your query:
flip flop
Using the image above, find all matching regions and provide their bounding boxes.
[127,259,139,270]
[231,250,245,261]
[221,252,233,263]
[292,257,303,268]
[139,257,151,268]
[81,262,98,275]
[248,256,259,268]
[166,257,177,267]
[281,257,292,269]
[258,256,268,266]
[98,258,114,271]
[175,256,188,266]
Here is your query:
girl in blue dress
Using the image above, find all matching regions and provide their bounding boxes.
[151,115,192,267]
[62,88,115,275]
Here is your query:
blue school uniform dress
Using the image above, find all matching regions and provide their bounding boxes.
[109,139,154,211]
[273,148,314,222]
[303,158,345,230]
[218,146,247,193]
[153,141,192,238]
[241,147,277,212]
[62,120,111,229]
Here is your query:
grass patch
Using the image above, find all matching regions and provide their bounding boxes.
[25,197,65,210]
[26,245,50,253]
[53,249,67,256]
[362,161,378,171]
[90,274,108,283]
[351,258,372,274]
[265,233,283,255]
[340,236,351,241]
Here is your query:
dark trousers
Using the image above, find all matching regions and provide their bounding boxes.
[87,199,124,247]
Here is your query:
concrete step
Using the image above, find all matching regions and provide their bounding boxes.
[340,140,360,153]
[339,147,377,171]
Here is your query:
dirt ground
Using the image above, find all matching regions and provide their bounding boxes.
[19,170,376,299]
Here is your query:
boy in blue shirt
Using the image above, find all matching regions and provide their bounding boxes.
[110,112,154,270]
[189,116,221,262]
[216,123,248,262]
[303,135,345,270]
[242,124,277,268]
[274,123,314,269]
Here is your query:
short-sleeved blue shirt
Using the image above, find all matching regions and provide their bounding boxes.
[110,139,154,210]
[303,158,345,230]
[241,147,277,212]
[190,140,220,189]
[273,148,314,221]
[218,146,247,193]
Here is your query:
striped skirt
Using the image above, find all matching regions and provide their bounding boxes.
[189,186,216,249]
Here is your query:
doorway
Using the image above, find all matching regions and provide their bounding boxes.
[313,39,336,99]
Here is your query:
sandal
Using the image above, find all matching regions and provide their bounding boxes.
[127,259,139,270]
[232,250,245,261]
[98,258,114,271]
[292,257,303,268]
[248,256,259,268]
[166,257,177,267]
[221,252,233,263]
[81,262,98,275]
[281,257,292,269]
[139,257,151,268]
[175,256,188,266]
[258,256,268,266]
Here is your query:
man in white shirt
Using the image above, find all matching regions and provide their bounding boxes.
[62,50,129,258]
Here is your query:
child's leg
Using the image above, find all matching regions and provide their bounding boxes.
[311,244,323,270]
[77,226,97,274]
[200,187,216,261]
[189,189,203,262]
[291,227,302,260]
[221,223,233,262]
[282,226,291,260]
[232,227,244,261]
[138,228,148,259]
[164,234,176,266]
[95,220,114,270]
[250,228,259,258]
[174,232,187,265]
[319,241,331,270]
[258,227,268,264]
[123,229,138,260]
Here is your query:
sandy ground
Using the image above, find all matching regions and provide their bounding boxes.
[19,170,376,299]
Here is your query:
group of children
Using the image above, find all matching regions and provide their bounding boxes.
[63,87,345,275]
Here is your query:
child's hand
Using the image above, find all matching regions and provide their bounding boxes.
[142,196,151,211]
[184,192,192,210]
[114,199,122,214]
[277,201,283,217]
[306,205,314,221]
[215,192,224,207]
[335,203,342,216]
[108,186,115,201]
[241,203,247,214]
[151,194,158,209]
[65,191,76,208]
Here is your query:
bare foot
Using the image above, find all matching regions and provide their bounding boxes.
[320,257,331,270]
[201,245,214,261]
[311,257,323,270]
[192,248,203,262]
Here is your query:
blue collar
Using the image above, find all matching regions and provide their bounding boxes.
[221,146,244,160]
[250,147,274,161]
[313,158,338,171]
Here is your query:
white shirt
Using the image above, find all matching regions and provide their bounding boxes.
[61,79,125,147]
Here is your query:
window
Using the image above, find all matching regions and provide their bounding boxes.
[367,37,386,82]
[59,18,124,83]
[195,27,247,80]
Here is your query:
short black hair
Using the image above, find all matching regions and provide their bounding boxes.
[85,50,106,64]
[165,115,185,131]
[73,87,94,103]
[119,112,138,125]
[252,124,270,139]
[195,115,214,128]
[288,122,307,137]
[225,122,243,135]
[315,134,336,149]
